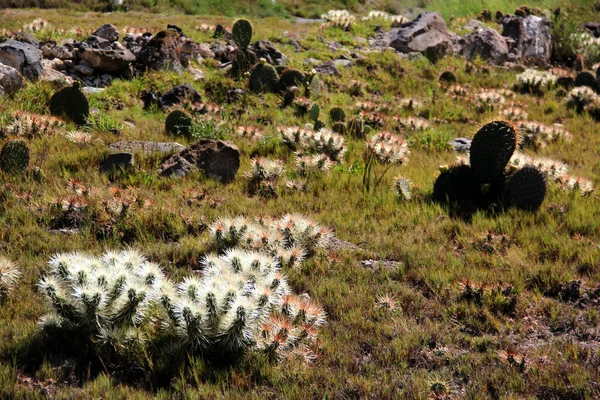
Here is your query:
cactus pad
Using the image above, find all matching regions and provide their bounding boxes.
[504,166,547,210]
[232,19,253,50]
[249,62,279,93]
[469,120,518,183]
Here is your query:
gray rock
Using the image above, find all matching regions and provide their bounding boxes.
[81,87,105,95]
[0,40,43,80]
[109,140,185,155]
[136,29,183,72]
[387,12,453,63]
[197,43,214,59]
[158,140,240,182]
[315,60,340,76]
[463,19,485,31]
[73,64,95,76]
[0,64,23,95]
[501,14,553,66]
[40,67,73,88]
[332,59,353,68]
[14,31,39,46]
[92,24,120,42]
[250,40,287,66]
[101,152,134,173]
[41,42,73,60]
[458,27,508,65]
[86,35,112,50]
[78,48,136,72]
[450,137,472,152]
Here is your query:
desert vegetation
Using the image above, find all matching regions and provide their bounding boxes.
[0,1,599,398]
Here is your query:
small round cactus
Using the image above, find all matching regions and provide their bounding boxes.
[165,109,193,138]
[0,139,30,174]
[504,166,547,211]
[49,84,90,126]
[249,62,279,93]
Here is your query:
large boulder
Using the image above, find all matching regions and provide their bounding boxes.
[387,12,453,63]
[0,64,23,95]
[158,140,240,182]
[501,15,552,66]
[0,40,43,80]
[78,48,136,72]
[136,29,183,72]
[92,24,120,42]
[458,27,509,65]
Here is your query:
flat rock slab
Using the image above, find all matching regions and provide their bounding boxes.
[158,139,239,182]
[109,140,185,155]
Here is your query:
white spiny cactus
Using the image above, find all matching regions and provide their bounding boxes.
[366,131,410,165]
[0,257,20,301]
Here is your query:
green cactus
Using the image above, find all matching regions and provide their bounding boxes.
[49,84,90,126]
[469,120,518,184]
[432,164,475,207]
[331,121,346,134]
[329,107,346,123]
[503,166,547,210]
[278,68,306,92]
[309,74,321,99]
[232,19,253,50]
[249,61,280,93]
[0,139,30,174]
[165,109,193,138]
[347,116,369,138]
[439,70,457,84]
[309,103,320,124]
[574,71,597,91]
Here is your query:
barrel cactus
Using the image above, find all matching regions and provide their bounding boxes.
[165,109,194,138]
[0,139,30,174]
[49,84,90,126]
[278,68,306,92]
[469,121,518,184]
[503,165,547,210]
[249,60,279,93]
[329,107,346,123]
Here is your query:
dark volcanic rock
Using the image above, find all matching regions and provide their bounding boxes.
[387,12,453,63]
[458,27,509,65]
[0,64,24,95]
[78,48,136,72]
[501,14,552,66]
[92,24,120,42]
[158,140,240,182]
[0,40,43,80]
[101,152,134,173]
[136,29,183,72]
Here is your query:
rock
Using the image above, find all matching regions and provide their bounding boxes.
[501,14,553,66]
[86,35,112,50]
[40,67,73,88]
[584,22,600,38]
[450,137,472,152]
[186,65,204,80]
[0,64,23,95]
[458,27,508,65]
[109,140,185,155]
[13,31,39,46]
[332,59,353,68]
[158,140,240,182]
[78,48,136,72]
[197,43,214,59]
[387,12,453,63]
[463,19,485,31]
[315,60,340,76]
[81,87,106,95]
[0,40,43,81]
[180,39,204,66]
[250,40,287,66]
[92,24,120,42]
[73,64,95,76]
[136,29,183,72]
[43,58,66,71]
[101,152,134,173]
[41,42,73,60]
[159,83,202,108]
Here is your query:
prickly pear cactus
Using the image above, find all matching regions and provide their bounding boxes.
[309,103,320,123]
[165,109,193,138]
[574,71,597,91]
[0,139,30,174]
[469,120,518,184]
[432,164,474,206]
[504,165,547,210]
[329,107,346,123]
[249,61,279,93]
[49,84,90,126]
[309,74,321,99]
[232,19,253,50]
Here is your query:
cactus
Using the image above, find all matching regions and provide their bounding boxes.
[347,116,369,138]
[439,70,457,84]
[331,121,346,134]
[165,109,193,138]
[394,177,412,200]
[574,71,597,91]
[249,60,279,93]
[503,166,547,210]
[308,74,321,99]
[232,19,253,50]
[278,68,306,92]
[469,121,518,184]
[49,84,90,126]
[309,103,320,124]
[329,107,346,123]
[0,139,30,174]
[432,164,475,206]
[0,257,20,302]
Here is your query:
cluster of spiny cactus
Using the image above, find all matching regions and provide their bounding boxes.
[164,250,325,357]
[434,121,548,212]
[5,111,64,139]
[361,10,409,25]
[0,257,20,302]
[515,69,557,93]
[295,154,333,176]
[0,139,30,175]
[395,116,430,131]
[38,249,326,361]
[279,126,347,162]
[517,121,572,149]
[209,214,333,265]
[366,131,410,165]
[246,157,285,197]
[321,10,356,30]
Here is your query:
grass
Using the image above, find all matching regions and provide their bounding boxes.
[0,3,599,398]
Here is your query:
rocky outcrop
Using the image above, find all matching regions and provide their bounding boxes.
[501,14,553,66]
[0,39,43,80]
[78,48,135,72]
[387,12,453,63]
[158,140,240,182]
[136,29,183,72]
[458,27,509,65]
